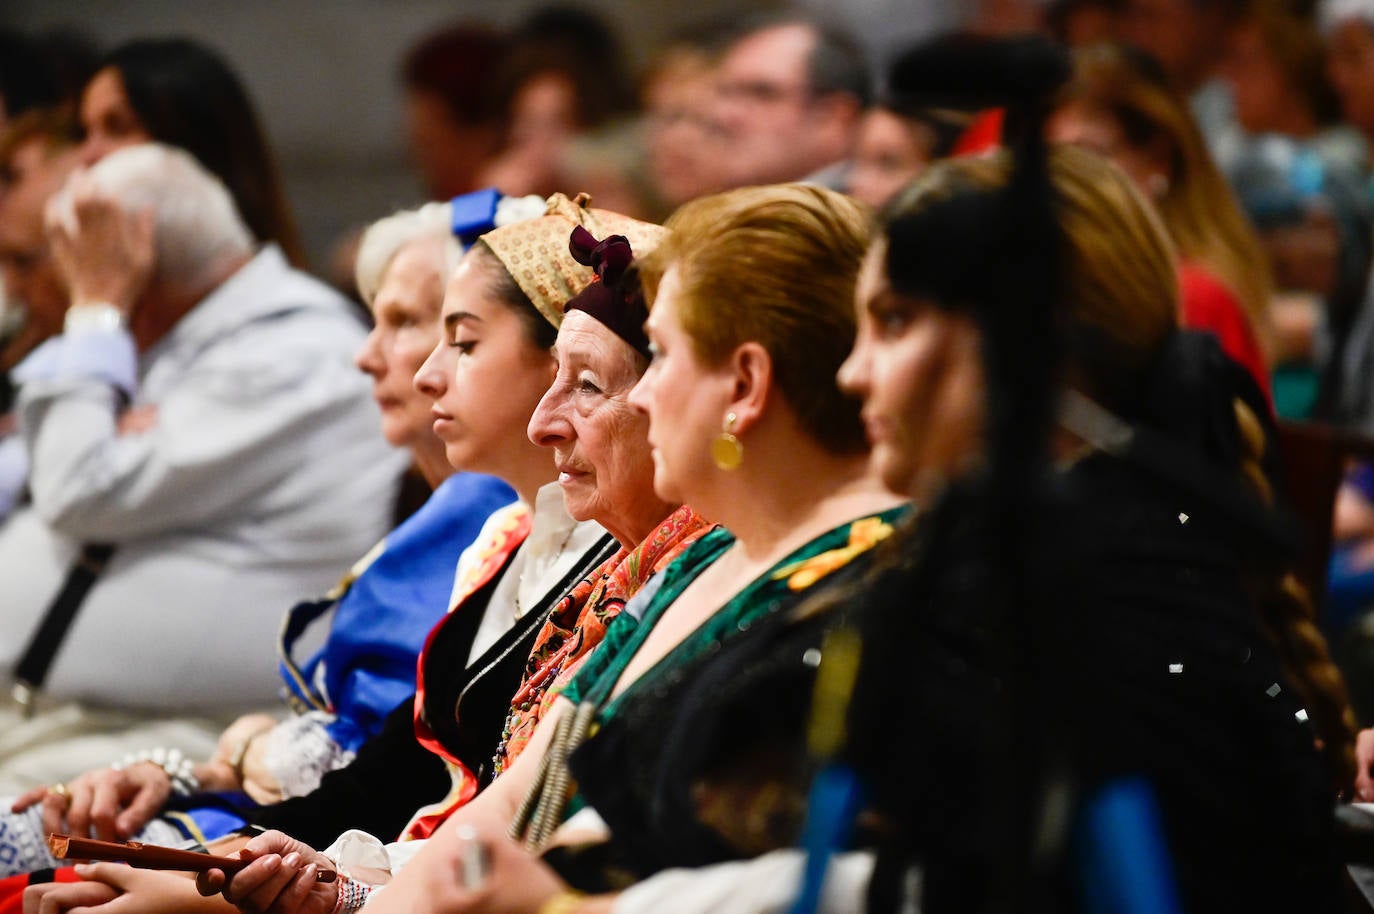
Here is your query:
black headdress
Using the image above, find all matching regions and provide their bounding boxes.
[563,225,651,358]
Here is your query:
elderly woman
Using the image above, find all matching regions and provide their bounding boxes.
[20,195,710,914]
[432,152,1343,914]
[0,202,524,876]
[304,155,1349,914]
[211,184,908,914]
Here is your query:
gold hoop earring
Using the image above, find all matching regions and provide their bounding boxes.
[711,411,744,471]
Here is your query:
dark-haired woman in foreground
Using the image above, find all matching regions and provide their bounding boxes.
[837,145,1350,912]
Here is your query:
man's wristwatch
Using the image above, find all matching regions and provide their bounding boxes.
[64,303,126,335]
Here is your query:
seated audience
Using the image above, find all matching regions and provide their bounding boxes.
[0,144,403,789]
[1227,132,1372,419]
[0,201,517,876]
[12,194,707,914]
[202,184,905,914]
[211,153,1351,914]
[1048,42,1275,395]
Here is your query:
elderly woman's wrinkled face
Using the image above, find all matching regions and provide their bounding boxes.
[414,254,555,474]
[837,241,984,501]
[529,310,670,545]
[354,239,447,449]
[79,68,153,166]
[630,265,737,505]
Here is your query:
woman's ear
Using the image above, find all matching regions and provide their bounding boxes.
[726,341,773,434]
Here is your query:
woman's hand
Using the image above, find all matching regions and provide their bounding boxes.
[196,831,337,914]
[11,761,171,840]
[236,733,284,805]
[23,876,118,914]
[45,173,155,312]
[24,863,225,914]
[198,714,279,794]
[368,821,567,914]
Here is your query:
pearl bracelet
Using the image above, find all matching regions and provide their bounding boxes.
[114,747,200,797]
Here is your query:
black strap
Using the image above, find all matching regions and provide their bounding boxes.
[12,542,116,713]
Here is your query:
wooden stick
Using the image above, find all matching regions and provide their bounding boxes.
[46,834,338,882]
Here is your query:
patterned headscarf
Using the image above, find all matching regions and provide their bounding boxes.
[479,192,666,328]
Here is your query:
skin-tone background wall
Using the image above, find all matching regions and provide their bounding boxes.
[0,0,960,272]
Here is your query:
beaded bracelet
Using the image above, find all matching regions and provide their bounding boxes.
[329,875,376,914]
[113,747,200,797]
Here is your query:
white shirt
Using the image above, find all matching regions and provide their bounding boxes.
[465,481,607,665]
[613,849,883,914]
[0,245,407,712]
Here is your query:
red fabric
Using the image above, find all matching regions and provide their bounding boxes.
[952,109,1004,157]
[0,868,83,914]
[401,506,712,841]
[1177,262,1272,403]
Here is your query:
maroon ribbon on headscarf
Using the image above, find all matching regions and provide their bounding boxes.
[564,225,651,358]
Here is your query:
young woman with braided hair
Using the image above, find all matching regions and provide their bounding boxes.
[1232,396,1360,794]
[834,143,1352,912]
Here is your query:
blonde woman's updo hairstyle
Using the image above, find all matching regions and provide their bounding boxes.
[884,145,1179,416]
[638,184,871,455]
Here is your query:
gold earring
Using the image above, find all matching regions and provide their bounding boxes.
[711,411,744,471]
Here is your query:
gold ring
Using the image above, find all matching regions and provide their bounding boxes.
[49,783,71,802]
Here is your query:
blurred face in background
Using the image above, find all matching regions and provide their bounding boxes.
[644,49,730,207]
[79,67,152,165]
[1220,20,1294,134]
[1118,0,1221,90]
[1328,19,1374,139]
[1046,101,1170,201]
[848,108,934,210]
[405,89,500,199]
[711,23,839,186]
[474,71,579,199]
[0,142,80,336]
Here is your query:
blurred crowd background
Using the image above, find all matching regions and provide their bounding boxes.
[0,0,956,272]
[12,0,1374,674]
